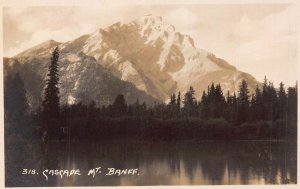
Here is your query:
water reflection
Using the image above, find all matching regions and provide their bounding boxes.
[5,140,297,186]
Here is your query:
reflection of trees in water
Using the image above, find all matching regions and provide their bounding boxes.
[5,138,58,187]
[40,142,59,186]
[221,141,296,184]
[5,139,297,186]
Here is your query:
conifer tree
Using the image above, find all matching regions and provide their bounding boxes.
[182,86,197,116]
[250,85,264,121]
[42,47,60,138]
[261,76,269,120]
[176,91,181,116]
[167,93,177,117]
[277,82,287,120]
[237,80,250,124]
[112,94,127,116]
[201,91,210,119]
[214,84,226,118]
[287,84,297,128]
[232,92,238,125]
[225,91,233,121]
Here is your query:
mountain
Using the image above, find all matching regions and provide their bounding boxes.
[4,15,259,110]
[4,49,158,110]
[70,15,259,100]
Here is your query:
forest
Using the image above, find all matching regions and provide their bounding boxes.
[4,47,298,142]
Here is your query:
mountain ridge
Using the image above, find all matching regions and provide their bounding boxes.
[5,14,259,109]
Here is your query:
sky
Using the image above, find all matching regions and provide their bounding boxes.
[3,3,298,87]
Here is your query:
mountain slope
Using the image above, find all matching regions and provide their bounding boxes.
[4,51,158,110]
[68,15,259,100]
[5,15,259,109]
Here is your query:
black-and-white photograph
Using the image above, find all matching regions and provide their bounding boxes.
[2,0,298,187]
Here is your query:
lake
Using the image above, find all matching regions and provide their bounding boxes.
[5,139,297,186]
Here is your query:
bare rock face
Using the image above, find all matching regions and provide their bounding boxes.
[4,15,259,110]
[78,15,259,100]
[4,50,158,110]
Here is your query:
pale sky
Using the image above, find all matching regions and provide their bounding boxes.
[3,3,298,87]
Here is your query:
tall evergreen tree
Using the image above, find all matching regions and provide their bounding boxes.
[225,91,234,122]
[287,84,297,128]
[277,82,287,120]
[232,92,238,125]
[182,86,197,116]
[250,93,256,119]
[176,91,181,116]
[207,83,216,118]
[167,93,177,117]
[202,83,226,119]
[237,80,250,124]
[261,76,269,120]
[42,47,60,139]
[214,84,226,118]
[250,85,264,121]
[267,82,278,121]
[200,91,209,119]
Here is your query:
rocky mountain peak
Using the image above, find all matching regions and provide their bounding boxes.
[5,15,259,108]
[16,39,61,58]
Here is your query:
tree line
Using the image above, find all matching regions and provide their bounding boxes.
[4,47,297,141]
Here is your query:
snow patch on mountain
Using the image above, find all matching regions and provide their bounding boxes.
[7,14,259,105]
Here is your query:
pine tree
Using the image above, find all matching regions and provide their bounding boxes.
[200,91,209,119]
[182,86,197,116]
[176,91,181,116]
[201,83,226,119]
[237,80,250,124]
[42,47,60,139]
[268,82,278,121]
[167,93,177,117]
[250,93,256,119]
[112,94,127,116]
[225,91,232,121]
[207,83,216,118]
[214,84,226,118]
[250,85,264,121]
[287,84,297,128]
[277,82,287,120]
[232,92,238,125]
[261,76,269,120]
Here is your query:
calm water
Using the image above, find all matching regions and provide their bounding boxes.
[5,139,297,186]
